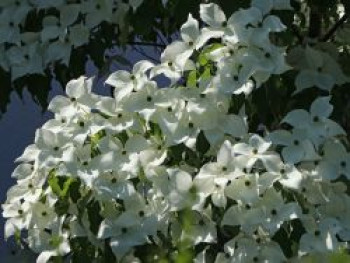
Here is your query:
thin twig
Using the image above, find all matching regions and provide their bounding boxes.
[290,24,304,44]
[131,45,160,63]
[321,14,348,41]
[308,5,322,39]
[154,27,169,46]
[126,41,166,48]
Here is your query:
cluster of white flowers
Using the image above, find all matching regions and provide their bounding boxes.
[2,1,350,262]
[0,0,146,81]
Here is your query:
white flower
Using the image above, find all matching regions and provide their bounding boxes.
[93,97,136,133]
[179,210,217,245]
[98,194,158,260]
[2,200,31,239]
[181,85,230,130]
[252,0,293,15]
[68,23,90,48]
[262,154,303,190]
[30,0,64,8]
[204,114,248,148]
[48,77,98,119]
[128,0,143,12]
[299,218,343,254]
[227,7,286,46]
[257,188,301,234]
[150,40,196,82]
[268,128,318,164]
[232,134,273,168]
[10,163,35,180]
[122,81,159,123]
[81,0,113,29]
[199,3,229,42]
[105,60,154,102]
[166,168,202,211]
[57,144,99,187]
[194,140,238,207]
[27,217,70,263]
[0,8,21,44]
[93,171,136,201]
[249,44,290,75]
[6,43,44,80]
[225,171,279,205]
[224,235,286,262]
[174,14,203,68]
[15,144,40,163]
[40,16,66,43]
[213,49,256,95]
[29,201,56,230]
[177,12,225,68]
[59,4,81,27]
[317,192,350,241]
[5,175,44,203]
[293,46,348,93]
[282,96,346,146]
[44,39,72,67]
[35,128,74,169]
[316,139,350,180]
[96,134,146,176]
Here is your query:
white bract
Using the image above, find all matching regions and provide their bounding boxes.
[0,0,146,81]
[293,46,348,93]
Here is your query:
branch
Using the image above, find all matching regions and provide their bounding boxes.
[131,45,160,63]
[290,24,304,44]
[308,5,322,39]
[321,14,348,41]
[154,27,169,46]
[126,41,166,48]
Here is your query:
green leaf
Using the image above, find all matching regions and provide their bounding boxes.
[69,179,82,203]
[134,244,168,263]
[61,178,76,197]
[14,229,21,245]
[49,171,78,199]
[200,67,212,81]
[48,170,62,197]
[86,200,103,235]
[50,256,64,263]
[70,237,98,263]
[186,70,197,87]
[146,121,163,142]
[90,130,106,147]
[67,47,87,79]
[55,198,70,216]
[88,38,107,69]
[329,249,350,263]
[14,74,51,113]
[198,53,208,66]
[175,249,193,263]
[0,69,11,118]
[115,130,129,146]
[196,131,210,156]
[99,239,117,263]
[203,43,224,54]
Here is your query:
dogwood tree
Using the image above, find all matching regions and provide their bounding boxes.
[2,0,350,262]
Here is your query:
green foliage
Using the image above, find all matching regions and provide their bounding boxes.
[48,172,78,199]
[70,237,99,263]
[300,249,350,263]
